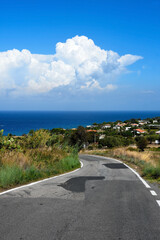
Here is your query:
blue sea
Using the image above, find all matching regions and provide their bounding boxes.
[0,111,160,136]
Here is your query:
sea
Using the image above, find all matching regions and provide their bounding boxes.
[0,111,160,136]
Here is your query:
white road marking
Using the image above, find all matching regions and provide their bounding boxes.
[0,161,83,197]
[86,155,160,209]
[150,190,157,196]
[156,200,160,207]
[87,154,151,189]
[123,163,151,189]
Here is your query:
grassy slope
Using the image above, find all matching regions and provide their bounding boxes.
[0,148,80,190]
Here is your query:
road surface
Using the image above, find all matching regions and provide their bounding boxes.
[0,154,160,240]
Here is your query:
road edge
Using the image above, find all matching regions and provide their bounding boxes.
[0,161,83,196]
[81,154,151,189]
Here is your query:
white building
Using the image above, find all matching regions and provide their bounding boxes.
[125,127,131,131]
[102,124,111,129]
[153,120,158,123]
[99,134,105,140]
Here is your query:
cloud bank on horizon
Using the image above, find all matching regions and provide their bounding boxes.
[0,35,143,95]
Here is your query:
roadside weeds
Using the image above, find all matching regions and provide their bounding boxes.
[81,148,160,186]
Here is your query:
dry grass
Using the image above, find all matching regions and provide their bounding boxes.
[0,151,30,168]
[81,146,160,182]
[82,147,160,168]
[112,148,159,167]
[0,147,68,169]
[0,147,79,189]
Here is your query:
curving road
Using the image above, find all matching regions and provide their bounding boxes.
[0,154,160,240]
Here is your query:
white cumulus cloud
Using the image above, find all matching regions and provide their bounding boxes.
[0,35,143,95]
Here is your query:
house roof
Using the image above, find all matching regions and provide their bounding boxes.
[117,123,126,127]
[86,130,97,133]
[135,129,146,133]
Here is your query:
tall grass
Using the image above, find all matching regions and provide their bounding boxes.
[0,151,30,168]
[56,153,80,173]
[83,147,160,181]
[111,148,160,180]
[0,165,23,188]
[112,147,159,167]
[0,148,80,189]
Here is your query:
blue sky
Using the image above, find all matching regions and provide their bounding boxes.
[0,0,160,110]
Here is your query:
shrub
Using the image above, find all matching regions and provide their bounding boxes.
[136,137,148,151]
[99,136,131,148]
[46,135,59,147]
[24,129,51,149]
[142,165,160,179]
[98,144,103,149]
[88,145,93,150]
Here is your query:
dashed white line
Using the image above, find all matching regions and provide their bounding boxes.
[156,200,160,207]
[150,190,157,196]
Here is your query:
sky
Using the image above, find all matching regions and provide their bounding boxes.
[0,0,160,111]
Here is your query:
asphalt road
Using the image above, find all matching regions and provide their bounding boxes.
[0,154,160,240]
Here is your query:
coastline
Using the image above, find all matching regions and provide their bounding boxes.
[0,110,160,136]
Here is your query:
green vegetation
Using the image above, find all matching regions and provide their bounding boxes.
[0,152,80,189]
[0,129,80,189]
[77,116,160,183]
[99,136,133,148]
[82,147,160,182]
[142,165,160,179]
[0,116,160,189]
[136,137,148,151]
[0,165,24,188]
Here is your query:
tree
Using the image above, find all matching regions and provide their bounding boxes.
[147,135,158,144]
[69,126,87,149]
[28,129,35,136]
[99,136,121,148]
[50,128,65,135]
[87,132,95,144]
[130,118,139,124]
[136,137,148,151]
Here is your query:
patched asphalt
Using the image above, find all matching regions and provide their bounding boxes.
[58,176,105,192]
[103,163,128,169]
[0,154,160,240]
